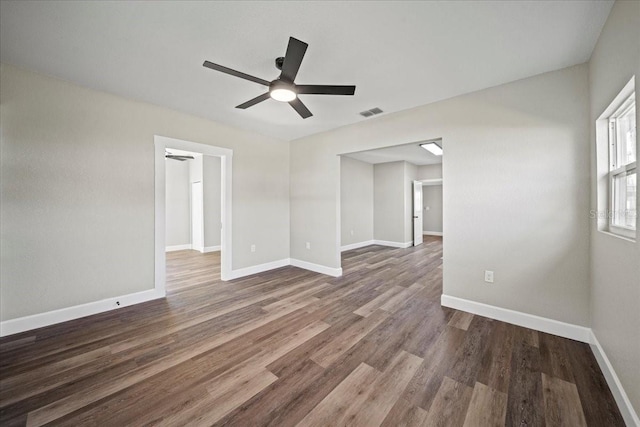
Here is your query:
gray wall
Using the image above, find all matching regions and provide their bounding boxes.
[0,63,290,321]
[588,0,640,413]
[340,156,374,247]
[418,164,442,180]
[423,185,443,233]
[344,158,422,246]
[373,162,406,243]
[291,63,590,326]
[165,154,221,250]
[187,154,221,249]
[203,155,221,248]
[165,159,191,247]
[418,162,443,235]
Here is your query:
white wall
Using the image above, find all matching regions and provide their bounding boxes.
[186,154,222,250]
[373,162,406,244]
[164,155,220,250]
[165,159,191,247]
[418,164,443,180]
[290,63,590,326]
[203,155,221,248]
[189,154,203,183]
[340,156,374,247]
[423,185,443,233]
[0,63,290,321]
[588,0,640,414]
[188,154,204,250]
[403,162,418,244]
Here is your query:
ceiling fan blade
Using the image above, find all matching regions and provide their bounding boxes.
[236,93,271,109]
[289,98,312,119]
[166,155,194,161]
[296,85,356,96]
[203,61,270,86]
[280,37,308,82]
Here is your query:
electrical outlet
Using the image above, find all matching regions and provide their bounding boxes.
[484,270,494,283]
[251,244,256,253]
[350,230,354,236]
[306,242,311,250]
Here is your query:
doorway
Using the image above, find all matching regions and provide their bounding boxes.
[413,178,443,246]
[154,136,233,297]
[190,181,204,252]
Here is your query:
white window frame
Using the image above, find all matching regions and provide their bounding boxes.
[607,92,636,239]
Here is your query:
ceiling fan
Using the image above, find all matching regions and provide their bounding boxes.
[165,151,194,161]
[203,37,356,119]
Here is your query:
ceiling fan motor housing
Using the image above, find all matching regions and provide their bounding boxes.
[270,79,295,92]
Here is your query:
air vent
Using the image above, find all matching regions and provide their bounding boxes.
[359,107,384,118]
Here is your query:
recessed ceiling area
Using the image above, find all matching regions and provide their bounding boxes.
[343,141,442,166]
[0,1,613,141]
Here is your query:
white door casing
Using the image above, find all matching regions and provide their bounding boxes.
[155,135,233,295]
[413,180,423,246]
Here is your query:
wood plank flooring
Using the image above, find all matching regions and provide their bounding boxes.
[0,238,625,426]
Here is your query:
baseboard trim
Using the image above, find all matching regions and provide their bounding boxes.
[373,240,413,249]
[166,244,192,252]
[341,240,375,252]
[590,332,640,427]
[228,259,290,280]
[0,255,338,335]
[166,245,220,253]
[423,231,443,236]
[441,295,638,424]
[440,294,592,343]
[290,258,343,277]
[0,289,165,337]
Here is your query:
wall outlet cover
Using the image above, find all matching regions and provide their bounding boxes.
[484,270,494,283]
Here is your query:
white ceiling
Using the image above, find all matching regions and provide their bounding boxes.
[0,1,613,142]
[344,142,442,166]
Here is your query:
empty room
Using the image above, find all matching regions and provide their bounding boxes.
[0,1,638,426]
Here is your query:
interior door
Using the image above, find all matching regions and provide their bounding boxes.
[413,181,423,246]
[191,181,204,252]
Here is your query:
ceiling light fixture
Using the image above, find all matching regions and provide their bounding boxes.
[270,88,297,102]
[420,142,443,156]
[269,81,297,102]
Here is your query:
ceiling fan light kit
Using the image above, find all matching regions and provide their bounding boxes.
[203,37,356,119]
[269,83,297,102]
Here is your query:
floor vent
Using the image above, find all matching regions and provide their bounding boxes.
[359,107,384,118]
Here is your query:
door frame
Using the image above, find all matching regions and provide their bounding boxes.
[418,178,443,186]
[154,135,233,295]
[190,180,204,252]
[413,181,424,246]
[418,178,443,237]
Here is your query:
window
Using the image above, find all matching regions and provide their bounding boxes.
[608,91,636,237]
[595,78,637,240]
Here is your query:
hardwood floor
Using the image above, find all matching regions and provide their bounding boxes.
[0,238,624,426]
